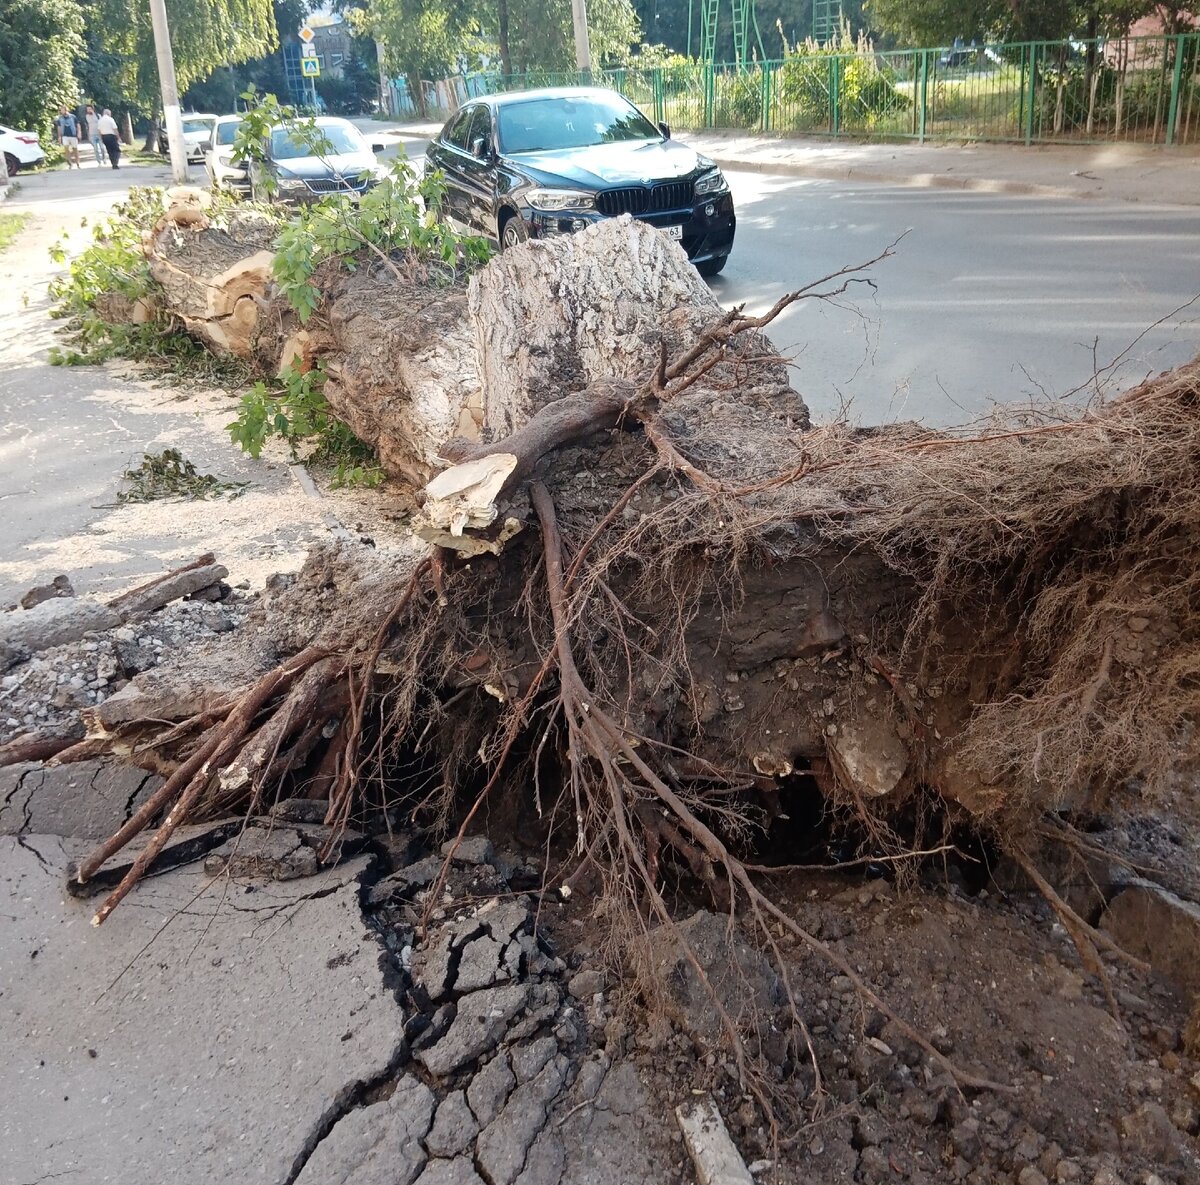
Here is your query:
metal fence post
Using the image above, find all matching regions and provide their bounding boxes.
[918,48,929,142]
[830,55,841,134]
[1024,43,1038,145]
[761,61,772,132]
[1167,34,1185,144]
[653,69,665,124]
[704,63,714,128]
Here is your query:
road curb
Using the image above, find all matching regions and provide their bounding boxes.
[707,155,1094,201]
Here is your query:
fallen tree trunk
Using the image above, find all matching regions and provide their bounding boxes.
[144,207,805,487]
[53,209,1195,1006]
[144,197,278,359]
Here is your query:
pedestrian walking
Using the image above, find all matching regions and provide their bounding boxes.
[98,109,120,169]
[55,106,82,169]
[84,104,103,165]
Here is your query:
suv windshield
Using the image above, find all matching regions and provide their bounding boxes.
[216,120,242,146]
[182,118,214,136]
[497,94,659,154]
[271,124,365,159]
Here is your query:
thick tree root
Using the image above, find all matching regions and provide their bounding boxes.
[79,646,332,924]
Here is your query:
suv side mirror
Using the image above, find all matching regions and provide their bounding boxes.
[470,135,491,159]
[658,121,671,139]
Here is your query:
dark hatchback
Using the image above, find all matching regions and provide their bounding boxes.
[426,87,735,276]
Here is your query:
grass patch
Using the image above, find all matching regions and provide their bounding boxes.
[0,211,30,253]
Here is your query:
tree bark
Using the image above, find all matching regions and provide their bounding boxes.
[498,0,513,76]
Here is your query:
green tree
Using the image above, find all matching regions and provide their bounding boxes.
[629,0,874,61]
[181,2,307,114]
[863,0,1006,43]
[360,0,483,111]
[75,29,130,114]
[92,0,279,111]
[316,41,380,112]
[502,0,642,70]
[0,0,84,136]
[860,0,1200,44]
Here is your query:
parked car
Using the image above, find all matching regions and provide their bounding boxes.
[937,48,978,68]
[425,87,735,276]
[248,117,386,203]
[159,113,217,163]
[204,115,248,193]
[0,124,45,175]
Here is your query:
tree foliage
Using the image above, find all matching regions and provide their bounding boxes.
[361,0,483,89]
[501,0,642,71]
[363,0,643,85]
[864,0,1200,45]
[91,0,280,109]
[628,0,869,59]
[0,0,84,135]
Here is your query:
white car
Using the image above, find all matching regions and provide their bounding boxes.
[0,125,45,175]
[159,113,217,163]
[204,115,248,193]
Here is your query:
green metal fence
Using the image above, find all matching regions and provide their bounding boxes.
[468,34,1200,146]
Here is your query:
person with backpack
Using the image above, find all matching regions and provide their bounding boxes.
[84,105,103,165]
[55,106,82,169]
[98,109,121,169]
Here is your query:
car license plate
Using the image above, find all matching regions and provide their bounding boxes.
[664,224,683,241]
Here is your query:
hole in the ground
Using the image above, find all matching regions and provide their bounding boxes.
[749,764,843,868]
[743,770,1000,895]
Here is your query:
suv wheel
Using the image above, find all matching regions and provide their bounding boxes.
[501,214,528,250]
[4,152,19,177]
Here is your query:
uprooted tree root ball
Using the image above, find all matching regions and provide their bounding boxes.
[19,207,1200,1130]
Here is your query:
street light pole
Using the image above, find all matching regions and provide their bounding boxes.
[148,0,188,183]
[570,0,592,78]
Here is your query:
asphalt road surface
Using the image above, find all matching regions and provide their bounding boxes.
[387,134,1200,427]
[715,171,1200,425]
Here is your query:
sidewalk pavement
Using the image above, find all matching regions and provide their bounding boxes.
[364,116,1200,206]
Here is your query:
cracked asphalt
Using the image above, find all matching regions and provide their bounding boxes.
[0,763,671,1184]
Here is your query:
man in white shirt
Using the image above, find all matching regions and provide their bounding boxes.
[98,109,120,169]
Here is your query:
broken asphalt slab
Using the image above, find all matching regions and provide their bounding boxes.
[1,759,160,840]
[0,805,685,1185]
[0,841,404,1185]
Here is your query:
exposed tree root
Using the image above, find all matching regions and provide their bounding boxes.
[80,646,332,924]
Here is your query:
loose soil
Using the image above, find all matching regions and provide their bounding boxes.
[541,855,1200,1184]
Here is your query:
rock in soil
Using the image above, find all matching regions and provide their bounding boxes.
[1102,879,1200,995]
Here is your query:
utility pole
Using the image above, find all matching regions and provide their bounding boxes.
[570,0,592,78]
[148,0,188,183]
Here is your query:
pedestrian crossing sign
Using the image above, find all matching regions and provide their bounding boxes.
[301,57,320,77]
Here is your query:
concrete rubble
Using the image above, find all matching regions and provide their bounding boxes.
[0,564,244,738]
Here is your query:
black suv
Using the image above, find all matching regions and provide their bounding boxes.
[426,87,735,276]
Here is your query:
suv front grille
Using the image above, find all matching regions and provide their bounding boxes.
[305,176,370,194]
[597,181,694,217]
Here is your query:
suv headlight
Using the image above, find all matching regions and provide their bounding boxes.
[694,168,727,196]
[526,189,595,212]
